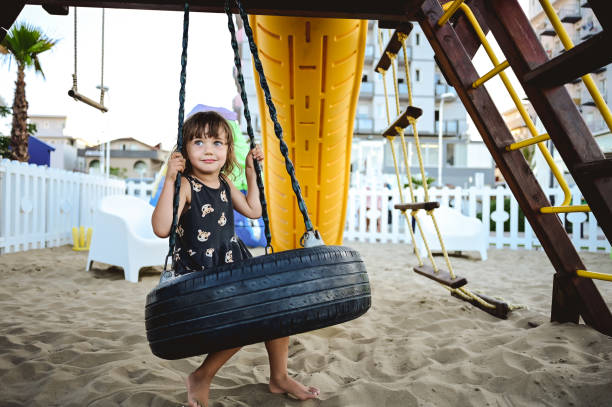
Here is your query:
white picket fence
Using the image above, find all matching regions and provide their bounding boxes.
[0,159,124,254]
[1,159,609,255]
[344,185,611,253]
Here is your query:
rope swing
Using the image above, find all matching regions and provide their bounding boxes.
[68,7,108,112]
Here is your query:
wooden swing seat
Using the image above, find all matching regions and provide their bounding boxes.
[381,106,423,138]
[395,201,440,211]
[413,265,467,289]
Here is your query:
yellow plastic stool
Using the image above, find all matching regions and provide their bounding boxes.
[72,226,93,251]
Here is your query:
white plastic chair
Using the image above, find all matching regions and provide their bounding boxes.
[86,194,168,282]
[414,205,488,261]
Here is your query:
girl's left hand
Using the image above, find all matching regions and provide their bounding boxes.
[246,145,264,169]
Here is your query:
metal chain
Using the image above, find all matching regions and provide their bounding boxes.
[72,7,78,91]
[233,0,314,232]
[224,3,273,252]
[100,8,105,106]
[167,2,190,264]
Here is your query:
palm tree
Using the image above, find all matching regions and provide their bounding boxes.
[1,23,57,162]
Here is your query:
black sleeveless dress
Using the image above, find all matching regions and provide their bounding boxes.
[173,174,252,275]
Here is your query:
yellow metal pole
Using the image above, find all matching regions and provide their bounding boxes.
[472,60,510,88]
[576,269,612,282]
[541,205,590,213]
[506,134,550,151]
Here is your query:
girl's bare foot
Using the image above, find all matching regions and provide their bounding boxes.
[186,371,212,407]
[269,373,320,400]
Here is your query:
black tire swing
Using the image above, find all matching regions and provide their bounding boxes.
[145,0,371,360]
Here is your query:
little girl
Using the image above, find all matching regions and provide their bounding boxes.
[151,111,319,407]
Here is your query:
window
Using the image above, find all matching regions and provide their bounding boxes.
[415,69,421,82]
[419,143,438,167]
[416,33,420,46]
[122,144,127,151]
[89,159,100,169]
[362,74,368,82]
[134,160,148,175]
[446,143,467,167]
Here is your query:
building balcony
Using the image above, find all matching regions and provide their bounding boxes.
[434,120,465,135]
[558,7,582,23]
[359,81,374,99]
[538,22,556,36]
[354,117,374,134]
[435,83,456,98]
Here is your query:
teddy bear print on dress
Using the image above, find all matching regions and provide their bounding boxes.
[201,204,214,217]
[197,229,211,242]
[173,247,181,261]
[218,212,227,227]
[188,249,196,256]
[190,179,202,192]
[225,250,233,263]
[220,190,228,202]
[230,235,237,243]
[177,224,184,237]
[206,248,214,257]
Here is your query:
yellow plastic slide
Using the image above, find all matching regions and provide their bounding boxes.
[250,16,367,250]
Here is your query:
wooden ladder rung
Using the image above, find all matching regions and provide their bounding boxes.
[413,265,467,289]
[523,32,611,88]
[374,23,414,73]
[573,158,612,179]
[450,291,510,319]
[394,201,439,211]
[381,106,423,137]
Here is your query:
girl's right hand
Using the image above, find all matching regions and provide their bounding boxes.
[166,152,186,182]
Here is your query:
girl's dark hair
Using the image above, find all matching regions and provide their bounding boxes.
[176,111,238,178]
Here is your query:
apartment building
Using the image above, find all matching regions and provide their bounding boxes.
[234,18,495,188]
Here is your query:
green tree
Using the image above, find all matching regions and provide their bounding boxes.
[1,23,57,162]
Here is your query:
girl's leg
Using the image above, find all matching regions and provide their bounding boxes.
[187,347,241,407]
[265,337,320,400]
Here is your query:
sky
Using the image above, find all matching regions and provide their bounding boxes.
[1,3,530,150]
[1,5,237,149]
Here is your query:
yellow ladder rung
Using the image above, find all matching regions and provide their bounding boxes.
[576,270,612,282]
[473,60,510,88]
[540,205,590,213]
[506,133,550,151]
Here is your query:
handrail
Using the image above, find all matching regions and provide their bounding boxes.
[440,1,585,213]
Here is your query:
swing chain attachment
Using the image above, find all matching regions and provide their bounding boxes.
[160,254,177,283]
[300,230,325,248]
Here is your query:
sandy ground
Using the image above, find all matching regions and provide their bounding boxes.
[0,242,611,407]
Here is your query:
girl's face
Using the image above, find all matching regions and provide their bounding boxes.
[186,125,228,177]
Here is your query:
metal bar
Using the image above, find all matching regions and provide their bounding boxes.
[506,133,550,151]
[472,60,509,88]
[577,270,612,282]
[540,205,590,213]
[437,0,466,26]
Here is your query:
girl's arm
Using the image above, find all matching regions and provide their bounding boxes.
[151,152,190,238]
[230,146,263,219]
